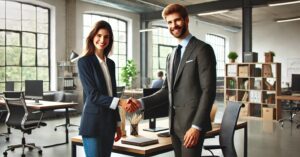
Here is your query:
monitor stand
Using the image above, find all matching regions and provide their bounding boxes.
[28,99,42,105]
[143,118,168,132]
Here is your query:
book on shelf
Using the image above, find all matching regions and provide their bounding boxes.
[227,64,237,76]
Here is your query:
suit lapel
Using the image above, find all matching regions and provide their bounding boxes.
[169,48,176,88]
[173,37,196,87]
[91,55,108,94]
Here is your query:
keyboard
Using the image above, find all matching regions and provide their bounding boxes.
[157,131,170,137]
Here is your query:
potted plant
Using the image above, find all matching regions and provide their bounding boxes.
[228,51,238,63]
[265,51,275,62]
[121,60,138,88]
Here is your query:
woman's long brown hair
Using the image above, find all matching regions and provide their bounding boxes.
[83,20,114,57]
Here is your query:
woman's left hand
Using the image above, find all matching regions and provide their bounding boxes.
[114,127,122,142]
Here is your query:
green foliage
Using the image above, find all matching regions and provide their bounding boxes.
[121,60,138,87]
[228,51,238,60]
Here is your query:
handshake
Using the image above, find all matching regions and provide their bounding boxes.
[118,98,141,113]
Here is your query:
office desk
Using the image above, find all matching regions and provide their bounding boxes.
[0,99,77,148]
[71,121,247,157]
[277,95,300,101]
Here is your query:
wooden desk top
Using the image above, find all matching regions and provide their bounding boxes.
[0,98,77,111]
[277,95,300,101]
[71,121,247,156]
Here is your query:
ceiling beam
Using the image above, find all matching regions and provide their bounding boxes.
[141,0,288,21]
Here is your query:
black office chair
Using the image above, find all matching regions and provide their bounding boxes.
[2,91,46,157]
[0,108,9,142]
[202,102,243,157]
[278,100,300,128]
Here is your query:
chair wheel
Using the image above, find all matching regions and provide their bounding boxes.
[29,147,33,151]
[54,128,57,131]
[22,154,25,157]
[3,152,7,156]
[11,148,15,151]
[6,137,9,141]
[38,150,43,154]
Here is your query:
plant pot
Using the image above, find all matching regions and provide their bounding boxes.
[230,59,236,63]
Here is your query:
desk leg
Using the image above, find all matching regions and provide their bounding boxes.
[44,108,70,148]
[65,108,70,143]
[244,123,248,157]
[72,142,77,157]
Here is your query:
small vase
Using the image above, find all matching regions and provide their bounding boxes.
[230,59,235,63]
[130,124,138,136]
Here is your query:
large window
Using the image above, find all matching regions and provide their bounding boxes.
[0,0,50,92]
[83,14,127,86]
[152,27,176,79]
[205,34,226,77]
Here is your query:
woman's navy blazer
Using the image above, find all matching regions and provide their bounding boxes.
[78,55,121,137]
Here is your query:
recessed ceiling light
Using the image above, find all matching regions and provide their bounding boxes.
[269,0,300,7]
[197,10,229,16]
[276,17,300,23]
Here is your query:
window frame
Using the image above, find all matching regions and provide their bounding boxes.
[0,1,51,92]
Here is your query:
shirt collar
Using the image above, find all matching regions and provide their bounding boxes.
[179,34,193,48]
[95,54,106,63]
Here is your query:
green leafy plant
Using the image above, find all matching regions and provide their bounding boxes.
[121,60,138,87]
[228,51,238,60]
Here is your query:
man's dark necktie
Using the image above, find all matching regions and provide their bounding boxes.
[172,45,182,85]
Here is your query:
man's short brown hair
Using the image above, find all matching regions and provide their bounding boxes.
[158,71,164,77]
[162,3,188,20]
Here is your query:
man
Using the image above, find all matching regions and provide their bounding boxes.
[151,71,164,88]
[130,3,216,157]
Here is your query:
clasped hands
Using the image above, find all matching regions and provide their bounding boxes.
[118,97,141,113]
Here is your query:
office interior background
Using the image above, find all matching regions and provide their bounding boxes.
[1,0,300,157]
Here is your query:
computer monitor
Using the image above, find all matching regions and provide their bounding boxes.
[143,88,169,132]
[25,80,43,104]
[5,81,14,91]
[291,74,300,93]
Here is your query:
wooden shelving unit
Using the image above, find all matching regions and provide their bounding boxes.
[225,62,281,120]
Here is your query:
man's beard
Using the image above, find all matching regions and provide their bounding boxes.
[170,23,187,38]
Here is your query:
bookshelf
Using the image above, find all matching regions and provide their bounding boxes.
[57,61,78,91]
[225,63,281,120]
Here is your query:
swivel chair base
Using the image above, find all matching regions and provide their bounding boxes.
[278,113,300,127]
[54,123,79,131]
[0,132,9,142]
[3,135,42,157]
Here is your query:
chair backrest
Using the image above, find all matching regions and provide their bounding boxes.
[3,91,28,130]
[210,104,218,123]
[219,101,243,157]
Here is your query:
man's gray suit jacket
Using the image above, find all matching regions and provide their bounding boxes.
[142,37,216,137]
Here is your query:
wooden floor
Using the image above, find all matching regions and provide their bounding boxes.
[1,109,300,157]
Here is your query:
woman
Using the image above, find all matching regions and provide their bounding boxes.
[78,20,129,157]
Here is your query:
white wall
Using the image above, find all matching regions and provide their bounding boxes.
[236,21,300,85]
